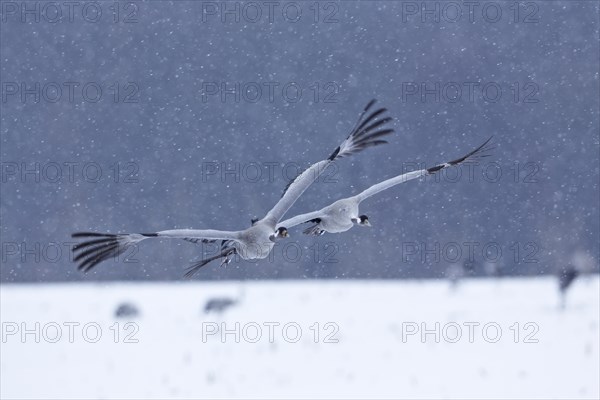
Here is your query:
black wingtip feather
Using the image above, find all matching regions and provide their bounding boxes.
[71,232,135,272]
[427,137,495,174]
[79,245,118,272]
[74,240,118,263]
[447,136,494,166]
[72,237,115,252]
[354,128,394,145]
[361,116,393,134]
[282,99,394,197]
[79,244,128,273]
[352,108,387,137]
[327,102,394,162]
[72,232,116,238]
[327,146,341,162]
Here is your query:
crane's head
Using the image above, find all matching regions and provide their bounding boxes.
[272,226,289,241]
[352,215,371,227]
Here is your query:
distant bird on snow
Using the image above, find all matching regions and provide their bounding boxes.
[114,302,140,318]
[204,298,237,314]
[558,264,580,309]
[559,264,579,293]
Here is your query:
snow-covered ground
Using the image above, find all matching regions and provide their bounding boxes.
[1,276,598,399]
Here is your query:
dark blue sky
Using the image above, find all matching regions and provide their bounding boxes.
[1,1,598,281]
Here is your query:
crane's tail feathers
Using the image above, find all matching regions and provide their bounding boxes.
[71,232,152,272]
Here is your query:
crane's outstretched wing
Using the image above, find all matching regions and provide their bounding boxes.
[277,210,325,230]
[262,99,393,226]
[277,137,494,231]
[354,136,494,202]
[72,229,240,272]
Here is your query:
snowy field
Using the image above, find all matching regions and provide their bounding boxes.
[1,276,598,399]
